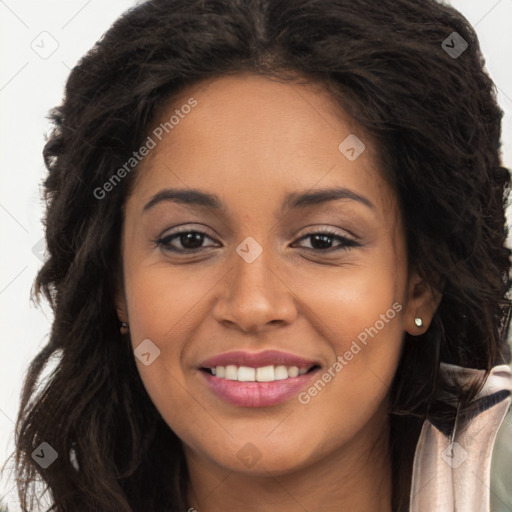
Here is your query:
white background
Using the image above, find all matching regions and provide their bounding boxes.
[1,1,512,510]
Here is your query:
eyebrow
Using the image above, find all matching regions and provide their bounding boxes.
[142,187,375,213]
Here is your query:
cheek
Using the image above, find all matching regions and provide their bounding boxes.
[288,259,405,414]
[123,263,228,438]
[122,264,197,391]
[123,265,206,443]
[124,263,217,347]
[283,255,403,348]
[288,294,404,461]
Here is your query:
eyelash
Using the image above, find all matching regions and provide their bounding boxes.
[153,227,360,254]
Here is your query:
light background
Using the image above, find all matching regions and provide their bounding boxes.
[1,0,511,510]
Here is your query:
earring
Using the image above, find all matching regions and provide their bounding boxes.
[120,322,129,334]
[414,317,423,328]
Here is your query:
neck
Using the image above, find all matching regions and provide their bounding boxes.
[185,417,392,512]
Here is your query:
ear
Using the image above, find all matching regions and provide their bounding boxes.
[115,282,129,325]
[404,271,442,335]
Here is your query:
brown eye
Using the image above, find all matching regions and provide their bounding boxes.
[156,230,218,252]
[293,230,359,251]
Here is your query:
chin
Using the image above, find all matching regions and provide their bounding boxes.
[210,441,319,477]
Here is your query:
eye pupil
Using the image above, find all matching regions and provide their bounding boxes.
[180,232,204,249]
[311,234,334,249]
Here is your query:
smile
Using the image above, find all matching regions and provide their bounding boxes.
[198,350,322,407]
[202,364,314,381]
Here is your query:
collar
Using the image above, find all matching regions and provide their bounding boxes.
[409,363,512,512]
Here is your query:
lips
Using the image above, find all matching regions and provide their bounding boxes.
[198,350,322,407]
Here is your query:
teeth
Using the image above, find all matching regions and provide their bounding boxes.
[274,365,289,380]
[288,366,299,378]
[225,365,238,380]
[256,365,274,381]
[208,364,312,381]
[238,366,256,382]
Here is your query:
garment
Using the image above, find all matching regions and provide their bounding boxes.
[409,363,512,511]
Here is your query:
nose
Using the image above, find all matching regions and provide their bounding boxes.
[212,243,298,334]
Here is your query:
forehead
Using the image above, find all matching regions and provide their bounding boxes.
[129,72,395,217]
[151,73,369,159]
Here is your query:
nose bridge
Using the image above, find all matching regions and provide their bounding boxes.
[234,237,275,295]
[212,235,297,332]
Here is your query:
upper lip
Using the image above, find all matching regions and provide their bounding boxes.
[199,350,321,369]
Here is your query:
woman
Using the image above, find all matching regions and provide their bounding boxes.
[11,0,512,510]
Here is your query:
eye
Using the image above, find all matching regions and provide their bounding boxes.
[153,227,359,254]
[154,229,218,253]
[292,228,359,252]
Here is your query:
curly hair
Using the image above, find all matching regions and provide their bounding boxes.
[9,0,511,510]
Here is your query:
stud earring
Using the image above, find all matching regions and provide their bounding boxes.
[414,317,423,328]
[120,322,129,334]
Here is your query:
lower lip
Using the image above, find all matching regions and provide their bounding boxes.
[199,369,320,407]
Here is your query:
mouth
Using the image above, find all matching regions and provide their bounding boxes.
[197,350,323,407]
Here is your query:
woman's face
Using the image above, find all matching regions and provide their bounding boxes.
[118,73,433,478]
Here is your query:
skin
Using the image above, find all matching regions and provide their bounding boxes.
[116,72,440,511]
